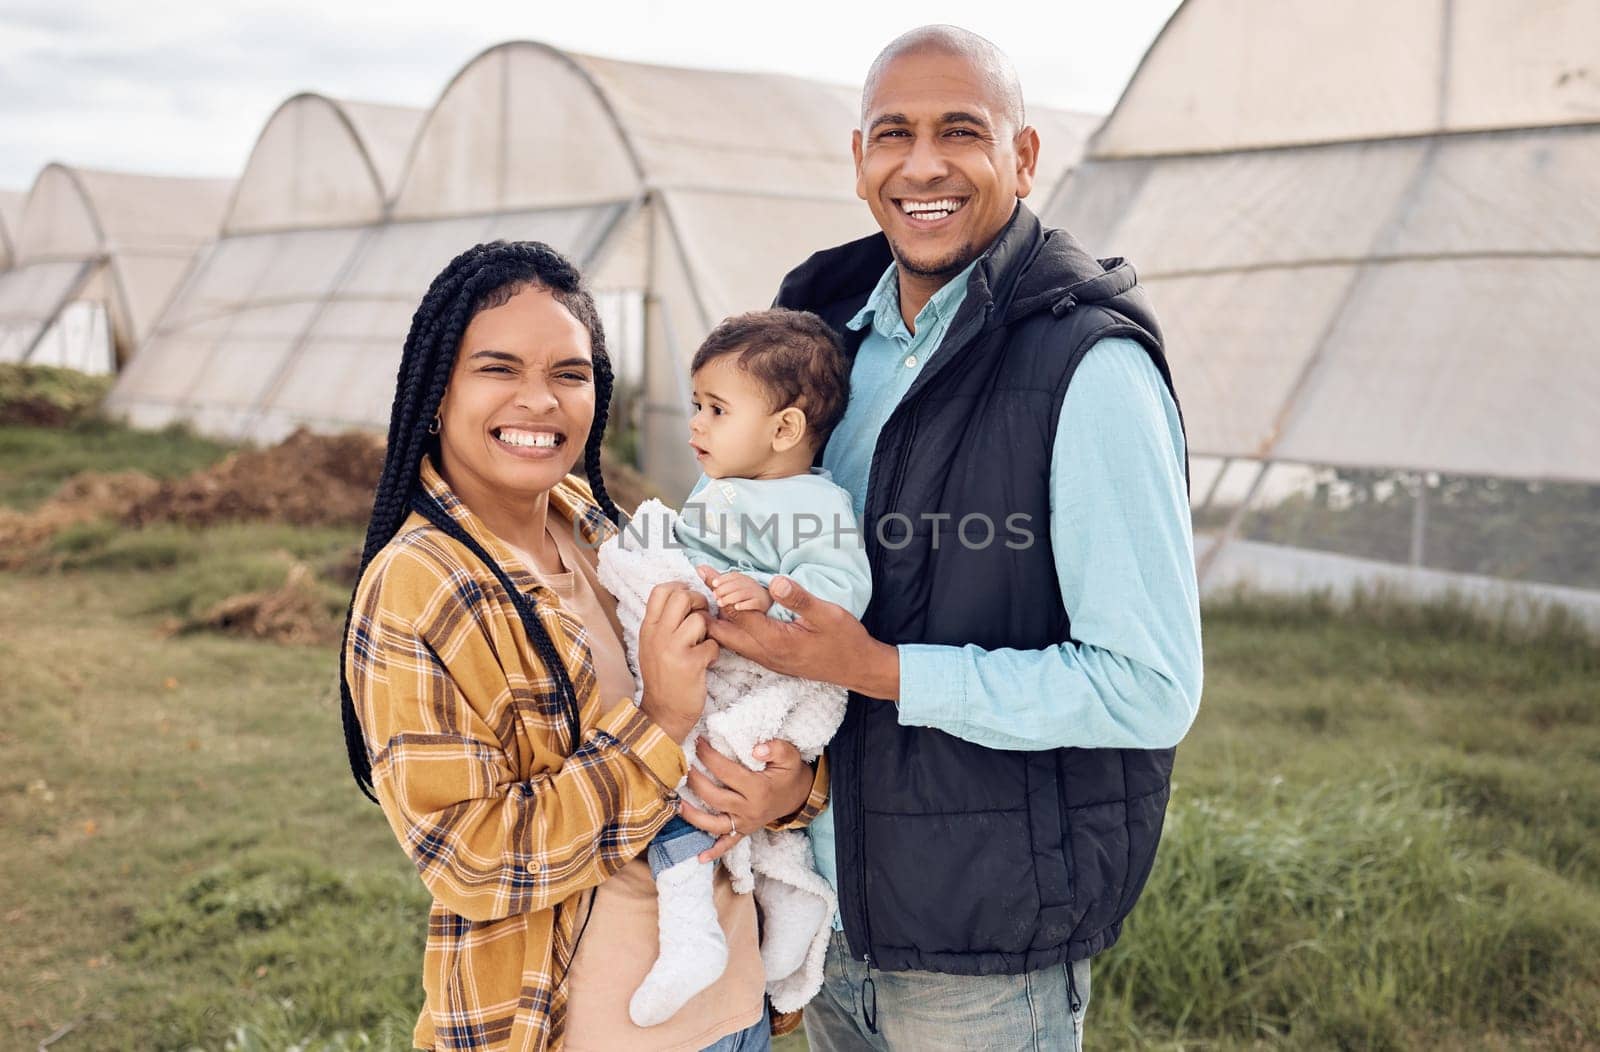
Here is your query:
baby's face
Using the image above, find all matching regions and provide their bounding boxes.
[688,355,787,479]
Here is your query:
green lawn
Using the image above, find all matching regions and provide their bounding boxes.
[2,420,1597,1049]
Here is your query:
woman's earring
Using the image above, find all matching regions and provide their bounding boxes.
[428,414,441,435]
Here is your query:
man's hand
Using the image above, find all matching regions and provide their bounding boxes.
[706,576,900,700]
[695,564,773,614]
[676,738,814,862]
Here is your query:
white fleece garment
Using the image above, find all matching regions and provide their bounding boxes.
[597,499,844,1013]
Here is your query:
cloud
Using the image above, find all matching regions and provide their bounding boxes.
[0,0,1179,188]
[0,5,486,183]
[0,0,98,36]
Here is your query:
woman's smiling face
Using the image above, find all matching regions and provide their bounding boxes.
[435,284,595,507]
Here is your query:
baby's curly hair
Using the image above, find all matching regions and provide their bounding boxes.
[691,308,850,450]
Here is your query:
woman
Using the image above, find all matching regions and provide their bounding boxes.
[338,242,821,1051]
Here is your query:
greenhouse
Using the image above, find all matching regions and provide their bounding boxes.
[1044,0,1600,622]
[106,93,428,438]
[0,189,23,271]
[106,41,1096,495]
[0,164,231,374]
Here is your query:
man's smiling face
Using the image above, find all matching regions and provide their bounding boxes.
[853,47,1038,281]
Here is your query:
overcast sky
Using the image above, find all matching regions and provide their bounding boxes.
[0,0,1181,190]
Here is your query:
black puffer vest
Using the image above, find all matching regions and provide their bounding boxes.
[775,205,1185,974]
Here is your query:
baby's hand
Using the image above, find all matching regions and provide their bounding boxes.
[697,565,773,614]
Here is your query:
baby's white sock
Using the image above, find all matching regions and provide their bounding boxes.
[755,874,830,981]
[629,857,729,1027]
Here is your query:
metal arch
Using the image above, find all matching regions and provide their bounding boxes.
[220,92,402,235]
[12,165,138,367]
[388,41,650,216]
[1082,0,1194,161]
[0,208,15,269]
[14,163,108,261]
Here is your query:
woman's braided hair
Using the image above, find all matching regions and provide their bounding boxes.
[340,240,621,801]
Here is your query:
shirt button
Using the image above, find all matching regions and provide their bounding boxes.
[525,862,539,874]
[903,355,917,368]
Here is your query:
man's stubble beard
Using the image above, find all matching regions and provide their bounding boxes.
[889,237,980,282]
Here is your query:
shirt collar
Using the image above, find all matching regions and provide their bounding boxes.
[417,457,614,593]
[846,257,980,340]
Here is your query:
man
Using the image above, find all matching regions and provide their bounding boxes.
[707,25,1202,1050]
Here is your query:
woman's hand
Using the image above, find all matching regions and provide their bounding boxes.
[676,739,815,862]
[638,583,718,743]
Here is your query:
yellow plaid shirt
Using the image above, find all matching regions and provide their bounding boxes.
[347,460,827,1050]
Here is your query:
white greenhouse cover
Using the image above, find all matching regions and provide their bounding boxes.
[226,95,425,234]
[0,165,231,372]
[0,260,92,364]
[0,189,24,270]
[1047,0,1600,486]
[1093,0,1600,158]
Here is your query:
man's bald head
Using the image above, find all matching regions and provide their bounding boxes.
[861,25,1025,134]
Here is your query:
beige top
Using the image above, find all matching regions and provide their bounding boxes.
[509,513,765,1051]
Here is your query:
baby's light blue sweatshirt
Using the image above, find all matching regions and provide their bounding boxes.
[676,470,872,621]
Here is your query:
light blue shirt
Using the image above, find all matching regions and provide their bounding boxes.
[677,470,872,621]
[822,258,979,518]
[808,260,1204,927]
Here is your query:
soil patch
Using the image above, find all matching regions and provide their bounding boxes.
[183,562,339,646]
[123,430,385,529]
[5,425,661,573]
[0,471,161,569]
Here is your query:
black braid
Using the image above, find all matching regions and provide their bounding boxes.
[584,353,623,526]
[410,490,583,751]
[339,240,617,801]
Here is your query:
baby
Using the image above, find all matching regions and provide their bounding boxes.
[679,309,871,621]
[625,308,871,1026]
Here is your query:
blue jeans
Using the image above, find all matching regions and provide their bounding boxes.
[700,1003,771,1051]
[803,931,1091,1051]
[649,814,717,876]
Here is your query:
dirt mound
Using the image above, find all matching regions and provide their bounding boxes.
[124,429,385,529]
[118,428,656,530]
[2,399,81,428]
[185,562,339,645]
[4,426,662,574]
[52,470,165,509]
[0,471,161,569]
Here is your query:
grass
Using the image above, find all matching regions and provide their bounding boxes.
[1,422,1597,1049]
[0,362,114,427]
[0,562,408,1047]
[1085,594,1600,1050]
[0,417,232,510]
[41,519,358,624]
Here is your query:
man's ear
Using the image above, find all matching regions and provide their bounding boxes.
[772,406,809,453]
[1014,125,1041,200]
[852,128,867,201]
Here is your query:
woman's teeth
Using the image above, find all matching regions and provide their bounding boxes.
[496,428,561,448]
[901,198,965,220]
